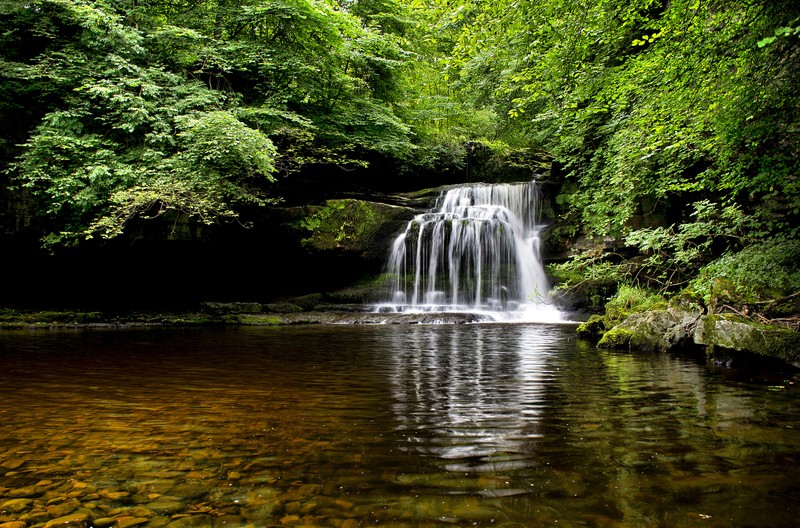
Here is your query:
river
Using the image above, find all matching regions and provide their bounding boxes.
[1,324,799,527]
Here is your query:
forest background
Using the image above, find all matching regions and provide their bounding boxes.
[1,0,798,317]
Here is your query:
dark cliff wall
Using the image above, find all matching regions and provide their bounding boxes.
[0,152,553,310]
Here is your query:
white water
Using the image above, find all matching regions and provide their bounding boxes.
[375,181,562,322]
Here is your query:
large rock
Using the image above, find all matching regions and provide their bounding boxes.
[598,307,702,352]
[288,199,416,261]
[43,512,89,528]
[597,308,800,365]
[694,314,800,365]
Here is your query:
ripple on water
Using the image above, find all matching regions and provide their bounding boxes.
[0,325,799,527]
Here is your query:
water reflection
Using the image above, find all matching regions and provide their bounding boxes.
[0,326,799,528]
[385,325,561,472]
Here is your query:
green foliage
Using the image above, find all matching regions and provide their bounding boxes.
[625,200,753,291]
[547,249,624,310]
[1,0,424,246]
[292,199,383,250]
[758,17,800,47]
[417,0,799,246]
[691,238,800,306]
[588,283,668,345]
[2,0,799,268]
[605,284,667,317]
[548,250,624,292]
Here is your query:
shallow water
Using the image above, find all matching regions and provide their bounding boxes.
[1,324,799,527]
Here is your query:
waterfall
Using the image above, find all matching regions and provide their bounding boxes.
[376,180,562,322]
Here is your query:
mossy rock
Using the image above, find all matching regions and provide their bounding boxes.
[263,303,304,314]
[694,314,800,364]
[604,285,668,328]
[201,302,262,314]
[707,277,753,313]
[0,310,105,325]
[597,327,635,349]
[668,289,706,313]
[576,315,606,340]
[289,293,324,311]
[225,314,284,325]
[289,199,416,261]
[598,307,702,352]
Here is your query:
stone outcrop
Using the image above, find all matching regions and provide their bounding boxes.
[595,307,800,366]
[695,314,800,364]
[597,306,703,352]
[286,199,417,261]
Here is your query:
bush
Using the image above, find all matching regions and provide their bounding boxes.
[604,284,667,326]
[691,238,800,306]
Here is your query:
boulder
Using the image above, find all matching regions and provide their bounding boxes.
[596,306,800,365]
[576,314,606,340]
[598,307,702,352]
[694,314,800,365]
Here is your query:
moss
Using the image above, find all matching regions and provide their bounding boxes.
[598,322,675,351]
[157,313,225,325]
[604,285,667,327]
[291,199,413,259]
[263,303,304,313]
[226,314,284,325]
[0,310,105,325]
[598,327,635,349]
[576,314,606,341]
[706,277,752,314]
[697,314,800,364]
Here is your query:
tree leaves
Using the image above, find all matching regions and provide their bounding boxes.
[2,0,423,245]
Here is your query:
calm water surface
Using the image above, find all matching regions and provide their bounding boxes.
[1,324,799,527]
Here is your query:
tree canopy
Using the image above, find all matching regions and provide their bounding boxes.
[1,0,798,275]
[1,0,417,244]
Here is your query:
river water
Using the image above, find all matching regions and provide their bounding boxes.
[1,324,799,527]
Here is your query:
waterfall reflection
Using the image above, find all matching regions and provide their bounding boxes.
[386,324,560,472]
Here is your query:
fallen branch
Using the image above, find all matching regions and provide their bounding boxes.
[753,290,800,305]
[718,304,800,331]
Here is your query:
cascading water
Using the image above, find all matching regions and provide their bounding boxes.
[375,180,562,322]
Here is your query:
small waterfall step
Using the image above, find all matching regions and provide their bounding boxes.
[374,180,562,323]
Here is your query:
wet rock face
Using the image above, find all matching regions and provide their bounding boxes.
[288,199,417,262]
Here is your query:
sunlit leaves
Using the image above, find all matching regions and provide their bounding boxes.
[2,0,425,245]
[175,110,277,180]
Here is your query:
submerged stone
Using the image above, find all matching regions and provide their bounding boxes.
[145,500,185,514]
[42,512,89,527]
[0,459,26,470]
[115,517,150,528]
[168,482,209,501]
[0,498,33,513]
[166,515,214,528]
[212,514,245,526]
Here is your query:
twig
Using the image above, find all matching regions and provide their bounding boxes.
[753,291,800,305]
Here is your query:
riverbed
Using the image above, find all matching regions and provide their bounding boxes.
[1,324,799,527]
